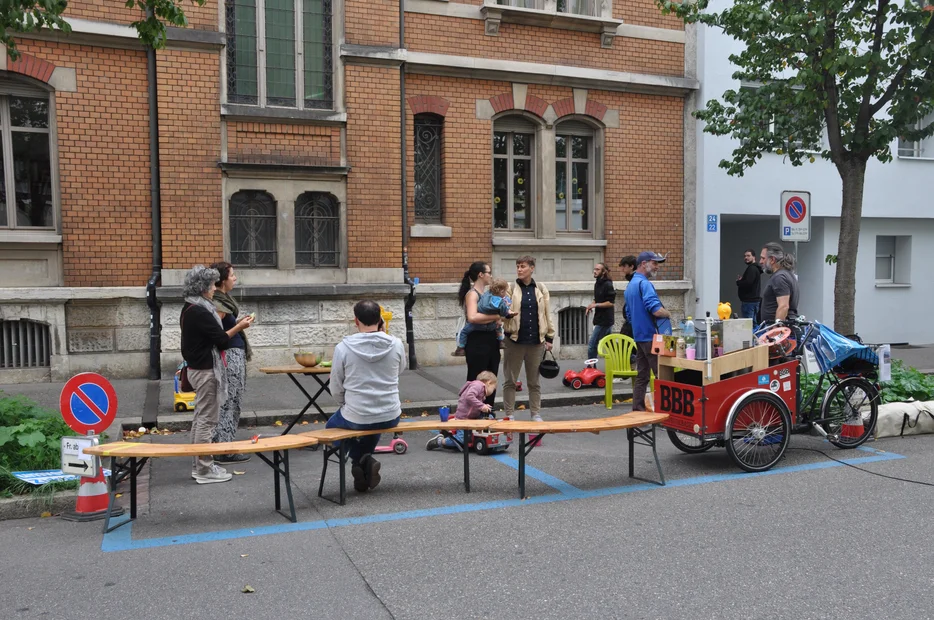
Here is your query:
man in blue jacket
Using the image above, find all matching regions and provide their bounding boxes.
[624,252,672,411]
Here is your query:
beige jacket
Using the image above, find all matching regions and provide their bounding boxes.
[503,280,556,344]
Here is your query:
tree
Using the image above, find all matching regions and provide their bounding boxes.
[660,0,934,334]
[1,0,205,59]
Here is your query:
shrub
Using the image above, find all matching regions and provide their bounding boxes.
[799,359,934,407]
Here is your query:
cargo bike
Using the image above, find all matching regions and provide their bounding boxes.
[653,318,882,472]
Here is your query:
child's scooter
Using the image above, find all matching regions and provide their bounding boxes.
[374,432,408,455]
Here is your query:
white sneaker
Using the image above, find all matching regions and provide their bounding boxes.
[193,464,232,484]
[532,414,544,422]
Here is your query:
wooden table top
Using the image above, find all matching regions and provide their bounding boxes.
[260,365,332,375]
[487,412,669,434]
[84,434,318,457]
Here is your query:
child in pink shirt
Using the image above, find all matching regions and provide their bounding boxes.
[426,371,497,450]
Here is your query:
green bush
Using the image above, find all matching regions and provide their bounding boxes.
[800,359,934,406]
[0,391,78,497]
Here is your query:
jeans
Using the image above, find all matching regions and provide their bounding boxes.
[633,341,658,412]
[325,408,400,464]
[188,367,220,474]
[741,301,760,322]
[588,324,614,361]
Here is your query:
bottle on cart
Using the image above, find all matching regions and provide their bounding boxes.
[683,316,695,346]
[676,337,686,358]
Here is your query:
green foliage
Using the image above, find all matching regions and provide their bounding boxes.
[0,391,77,496]
[825,254,838,265]
[657,0,934,176]
[801,359,934,407]
[1,0,205,58]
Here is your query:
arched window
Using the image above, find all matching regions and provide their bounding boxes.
[414,113,443,223]
[493,115,537,231]
[295,191,340,267]
[229,190,278,267]
[554,120,594,232]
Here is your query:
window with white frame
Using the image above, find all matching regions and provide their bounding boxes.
[226,0,332,109]
[497,0,540,7]
[558,0,598,16]
[898,113,933,159]
[0,89,53,229]
[875,235,912,285]
[555,122,593,232]
[493,118,535,231]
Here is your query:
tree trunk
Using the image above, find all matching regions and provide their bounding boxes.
[833,157,868,336]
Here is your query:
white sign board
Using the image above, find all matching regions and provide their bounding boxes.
[60,436,99,478]
[12,469,112,485]
[780,190,811,242]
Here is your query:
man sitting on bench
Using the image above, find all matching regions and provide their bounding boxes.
[325,300,406,492]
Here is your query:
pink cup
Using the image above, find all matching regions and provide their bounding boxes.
[685,347,696,360]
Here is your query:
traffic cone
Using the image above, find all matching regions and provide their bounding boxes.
[840,411,864,441]
[61,464,124,522]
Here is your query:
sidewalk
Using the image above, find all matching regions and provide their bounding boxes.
[0,357,630,433]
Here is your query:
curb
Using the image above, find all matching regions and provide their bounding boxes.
[0,489,78,521]
[119,387,633,433]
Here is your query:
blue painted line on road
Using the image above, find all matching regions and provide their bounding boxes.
[491,453,584,495]
[101,449,906,553]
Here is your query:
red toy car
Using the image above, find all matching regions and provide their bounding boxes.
[563,364,606,390]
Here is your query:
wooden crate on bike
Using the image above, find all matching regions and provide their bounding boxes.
[656,345,768,386]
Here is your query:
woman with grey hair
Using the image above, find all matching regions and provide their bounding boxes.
[180,265,254,484]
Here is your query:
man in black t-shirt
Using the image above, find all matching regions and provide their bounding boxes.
[586,263,616,365]
[759,242,799,323]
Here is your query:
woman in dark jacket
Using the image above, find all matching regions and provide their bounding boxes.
[180,265,253,484]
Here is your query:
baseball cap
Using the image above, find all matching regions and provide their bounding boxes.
[637,251,666,264]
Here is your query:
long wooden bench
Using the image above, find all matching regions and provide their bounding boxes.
[85,434,318,531]
[300,412,669,504]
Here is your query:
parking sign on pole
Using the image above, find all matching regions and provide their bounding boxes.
[780,191,811,242]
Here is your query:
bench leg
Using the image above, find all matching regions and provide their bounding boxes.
[339,442,346,506]
[318,446,330,498]
[274,451,282,511]
[102,457,133,534]
[628,425,666,486]
[463,430,471,493]
[282,450,296,522]
[256,450,298,522]
[317,443,348,506]
[518,433,526,499]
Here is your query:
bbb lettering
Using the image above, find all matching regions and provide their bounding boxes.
[659,385,694,417]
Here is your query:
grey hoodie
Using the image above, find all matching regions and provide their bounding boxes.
[330,331,405,425]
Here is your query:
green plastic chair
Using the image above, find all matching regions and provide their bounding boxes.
[598,334,656,410]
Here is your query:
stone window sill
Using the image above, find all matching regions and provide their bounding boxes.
[0,231,62,245]
[480,2,623,48]
[492,236,607,248]
[221,104,346,125]
[411,224,452,238]
[875,282,910,289]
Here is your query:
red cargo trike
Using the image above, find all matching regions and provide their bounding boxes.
[654,318,882,472]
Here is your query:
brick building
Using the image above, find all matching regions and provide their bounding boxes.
[0,0,697,381]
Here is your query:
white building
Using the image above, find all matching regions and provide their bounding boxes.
[693,19,934,345]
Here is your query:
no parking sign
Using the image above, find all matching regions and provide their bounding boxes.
[780,191,810,242]
[59,373,118,435]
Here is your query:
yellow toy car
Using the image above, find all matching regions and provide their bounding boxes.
[173,364,196,412]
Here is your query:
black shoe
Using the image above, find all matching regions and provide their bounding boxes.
[363,454,382,490]
[215,453,251,464]
[351,461,368,492]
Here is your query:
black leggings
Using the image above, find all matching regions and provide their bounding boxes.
[465,330,501,408]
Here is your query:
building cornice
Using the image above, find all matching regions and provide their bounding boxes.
[14,17,224,51]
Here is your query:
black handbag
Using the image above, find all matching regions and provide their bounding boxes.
[539,349,560,379]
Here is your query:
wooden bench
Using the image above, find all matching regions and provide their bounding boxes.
[486,412,670,498]
[84,433,318,531]
[300,419,497,505]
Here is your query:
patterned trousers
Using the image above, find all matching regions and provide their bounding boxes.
[212,347,246,444]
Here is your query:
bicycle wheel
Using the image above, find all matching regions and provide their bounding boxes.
[821,377,879,449]
[667,430,715,454]
[726,392,791,472]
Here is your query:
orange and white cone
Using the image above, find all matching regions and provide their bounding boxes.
[62,464,124,522]
[840,411,865,441]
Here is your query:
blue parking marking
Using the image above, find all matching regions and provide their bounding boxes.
[101,448,905,552]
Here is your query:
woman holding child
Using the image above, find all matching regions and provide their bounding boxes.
[454,261,503,409]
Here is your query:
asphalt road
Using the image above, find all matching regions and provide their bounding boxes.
[2,403,933,619]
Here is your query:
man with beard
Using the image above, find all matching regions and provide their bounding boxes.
[759,242,799,324]
[735,248,762,322]
[624,251,672,412]
[585,263,615,366]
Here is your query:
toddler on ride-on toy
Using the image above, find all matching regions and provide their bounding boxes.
[426,371,512,453]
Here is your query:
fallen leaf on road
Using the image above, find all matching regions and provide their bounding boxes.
[301,421,309,425]
[27,527,34,530]
[274,420,283,426]
[242,586,255,594]
[233,471,246,475]
[40,512,51,518]
[421,412,428,417]
[240,554,249,558]
[404,399,411,403]
[614,399,621,404]
[518,405,526,410]
[116,494,123,498]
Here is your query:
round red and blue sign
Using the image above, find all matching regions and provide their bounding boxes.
[59,373,118,435]
[784,196,807,224]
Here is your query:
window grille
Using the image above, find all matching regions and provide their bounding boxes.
[295,192,340,267]
[558,307,588,345]
[414,114,443,223]
[230,190,278,267]
[0,319,51,368]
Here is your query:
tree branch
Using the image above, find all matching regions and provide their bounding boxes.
[858,0,889,129]
[871,11,934,115]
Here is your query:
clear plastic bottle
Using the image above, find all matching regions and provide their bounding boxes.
[683,316,696,346]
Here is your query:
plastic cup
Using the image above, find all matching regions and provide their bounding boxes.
[685,347,696,360]
[439,406,450,422]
